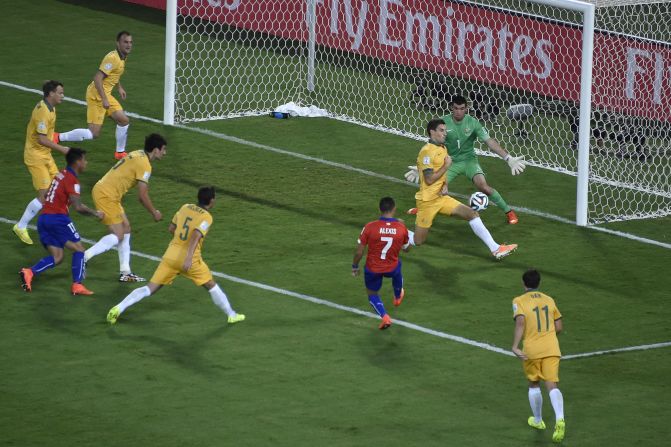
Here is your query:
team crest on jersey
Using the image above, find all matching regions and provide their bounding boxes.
[104,63,113,71]
[422,156,431,166]
[37,121,46,132]
[199,221,210,232]
[464,128,472,136]
[142,171,151,181]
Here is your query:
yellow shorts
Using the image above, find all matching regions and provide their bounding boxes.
[415,195,462,228]
[150,257,213,287]
[523,356,560,383]
[92,185,125,226]
[86,87,123,125]
[26,157,59,191]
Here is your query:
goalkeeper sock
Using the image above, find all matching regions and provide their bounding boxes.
[31,256,55,275]
[488,189,511,213]
[468,217,499,252]
[368,294,387,317]
[117,286,152,314]
[116,124,129,152]
[58,128,93,142]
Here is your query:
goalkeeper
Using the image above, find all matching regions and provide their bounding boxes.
[406,94,526,224]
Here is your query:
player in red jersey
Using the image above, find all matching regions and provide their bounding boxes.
[19,148,103,295]
[352,197,410,330]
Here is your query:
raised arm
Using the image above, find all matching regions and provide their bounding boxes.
[486,138,526,175]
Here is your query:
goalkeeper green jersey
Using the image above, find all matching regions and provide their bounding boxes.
[440,114,490,162]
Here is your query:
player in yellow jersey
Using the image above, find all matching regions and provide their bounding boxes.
[512,269,566,443]
[55,31,133,159]
[106,186,245,325]
[85,133,166,282]
[13,81,72,245]
[405,119,517,260]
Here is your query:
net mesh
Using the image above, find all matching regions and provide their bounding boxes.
[173,0,670,224]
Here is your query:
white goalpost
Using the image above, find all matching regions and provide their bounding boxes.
[163,0,670,226]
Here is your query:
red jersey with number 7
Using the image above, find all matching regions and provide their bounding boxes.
[42,167,80,215]
[358,217,409,273]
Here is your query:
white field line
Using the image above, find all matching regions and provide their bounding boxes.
[3,217,670,360]
[0,217,512,357]
[2,80,670,250]
[562,341,671,360]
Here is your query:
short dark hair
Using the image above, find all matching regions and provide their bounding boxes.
[426,118,445,135]
[451,94,468,106]
[66,148,86,166]
[379,196,395,213]
[144,133,167,153]
[117,30,131,41]
[523,269,541,289]
[42,80,63,97]
[198,186,216,206]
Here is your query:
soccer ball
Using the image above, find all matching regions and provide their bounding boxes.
[469,192,489,211]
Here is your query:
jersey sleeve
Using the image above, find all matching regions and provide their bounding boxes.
[512,297,524,320]
[171,209,180,226]
[99,52,119,76]
[136,158,152,183]
[196,213,213,237]
[552,300,562,320]
[401,224,409,244]
[357,225,369,245]
[32,106,51,135]
[475,120,490,142]
[66,177,81,197]
[417,148,433,171]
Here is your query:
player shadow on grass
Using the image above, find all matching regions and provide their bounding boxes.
[157,172,367,230]
[106,323,232,377]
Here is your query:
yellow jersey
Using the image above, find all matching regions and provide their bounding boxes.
[162,204,214,263]
[24,100,56,164]
[94,150,151,200]
[513,291,562,359]
[87,50,126,98]
[415,141,448,202]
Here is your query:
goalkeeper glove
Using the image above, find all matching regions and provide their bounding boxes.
[504,155,527,176]
[404,165,419,184]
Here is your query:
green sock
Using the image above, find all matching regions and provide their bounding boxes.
[488,189,511,213]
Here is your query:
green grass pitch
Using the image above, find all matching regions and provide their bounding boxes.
[1,1,670,446]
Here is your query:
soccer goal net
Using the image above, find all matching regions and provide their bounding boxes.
[165,0,670,225]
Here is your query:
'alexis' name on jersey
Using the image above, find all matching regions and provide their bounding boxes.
[379,227,397,235]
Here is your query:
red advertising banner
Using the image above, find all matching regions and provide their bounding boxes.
[123,0,671,122]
